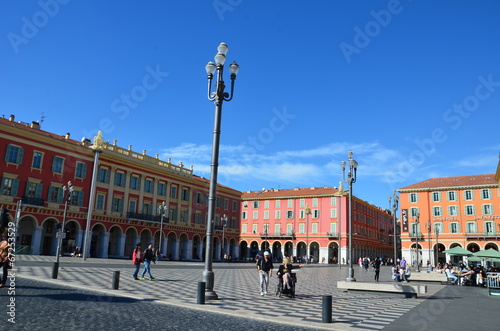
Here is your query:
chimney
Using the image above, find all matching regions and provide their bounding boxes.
[30,121,40,129]
[9,114,15,122]
[65,132,71,139]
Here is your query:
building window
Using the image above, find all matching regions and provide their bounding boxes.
[52,156,64,174]
[232,201,238,211]
[466,222,477,234]
[1,177,19,197]
[264,200,269,209]
[312,223,318,234]
[330,197,336,206]
[252,201,260,208]
[157,182,166,196]
[216,197,222,208]
[180,188,189,201]
[464,190,474,201]
[70,190,84,206]
[434,222,444,234]
[252,211,258,219]
[447,191,457,201]
[129,200,136,213]
[287,199,293,208]
[25,181,42,198]
[263,223,269,233]
[129,176,141,190]
[170,185,177,199]
[299,199,305,208]
[97,168,110,183]
[112,197,124,212]
[481,189,491,200]
[432,206,442,217]
[286,210,294,219]
[4,144,24,164]
[170,208,178,221]
[448,205,458,216]
[449,222,459,234]
[242,224,247,233]
[330,208,337,218]
[47,186,63,203]
[96,194,105,210]
[252,224,257,233]
[275,210,280,219]
[32,151,43,169]
[465,205,475,216]
[224,198,229,210]
[196,192,203,204]
[145,179,154,194]
[114,172,125,187]
[313,209,320,218]
[274,224,280,234]
[410,207,420,218]
[241,211,247,219]
[432,192,441,202]
[264,211,269,219]
[299,210,305,219]
[482,204,493,215]
[180,210,188,222]
[330,223,337,235]
[409,193,418,203]
[312,198,318,207]
[299,223,304,234]
[275,200,281,208]
[485,222,495,235]
[74,162,87,179]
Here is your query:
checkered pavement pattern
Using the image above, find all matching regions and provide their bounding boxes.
[16,256,443,330]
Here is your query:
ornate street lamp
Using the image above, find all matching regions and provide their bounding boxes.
[203,42,239,300]
[388,191,399,266]
[53,181,74,279]
[221,214,228,261]
[305,205,311,264]
[158,201,167,259]
[414,212,420,272]
[341,151,358,282]
[435,225,440,267]
[426,220,431,268]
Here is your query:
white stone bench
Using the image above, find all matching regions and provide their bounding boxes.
[409,272,447,283]
[337,281,427,298]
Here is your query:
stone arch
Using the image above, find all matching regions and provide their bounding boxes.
[90,223,106,258]
[239,240,248,260]
[310,241,320,263]
[466,242,480,253]
[192,235,202,260]
[296,241,306,262]
[140,228,153,247]
[62,220,80,255]
[108,225,123,257]
[124,227,139,257]
[484,242,498,250]
[328,242,339,264]
[40,217,58,255]
[284,241,294,258]
[16,215,37,254]
[249,240,259,258]
[179,233,189,260]
[272,241,282,262]
[167,232,178,260]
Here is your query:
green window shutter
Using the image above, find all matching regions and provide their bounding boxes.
[81,163,87,179]
[48,186,54,201]
[35,183,43,199]
[4,146,11,162]
[0,177,5,193]
[17,147,24,164]
[57,187,64,203]
[12,179,19,196]
[78,191,84,206]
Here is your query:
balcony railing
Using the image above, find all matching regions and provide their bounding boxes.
[409,232,424,239]
[259,232,295,239]
[466,232,498,239]
[127,212,167,223]
[21,196,45,206]
[326,232,338,238]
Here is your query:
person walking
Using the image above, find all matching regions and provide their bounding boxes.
[373,257,381,282]
[132,243,142,280]
[257,251,273,296]
[140,243,155,280]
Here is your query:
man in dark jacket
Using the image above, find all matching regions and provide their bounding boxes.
[257,251,273,296]
[139,243,155,280]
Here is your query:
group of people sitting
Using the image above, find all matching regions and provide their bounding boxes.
[444,263,490,286]
[392,264,411,283]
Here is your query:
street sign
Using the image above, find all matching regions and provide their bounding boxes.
[56,232,66,239]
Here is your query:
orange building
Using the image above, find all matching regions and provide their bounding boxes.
[240,187,394,263]
[398,174,500,266]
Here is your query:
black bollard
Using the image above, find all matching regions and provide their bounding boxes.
[197,282,206,304]
[52,262,59,279]
[112,271,120,290]
[322,295,332,323]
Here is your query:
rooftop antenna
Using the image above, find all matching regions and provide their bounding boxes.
[39,112,46,126]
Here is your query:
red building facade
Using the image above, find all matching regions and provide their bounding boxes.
[1,115,241,260]
[240,186,394,263]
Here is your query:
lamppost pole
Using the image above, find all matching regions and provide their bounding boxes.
[415,212,420,272]
[305,205,311,264]
[221,214,227,261]
[158,201,167,259]
[341,151,358,282]
[203,42,239,300]
[426,220,431,268]
[53,181,73,279]
[388,191,399,266]
[435,226,439,267]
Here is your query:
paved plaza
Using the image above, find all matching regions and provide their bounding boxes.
[8,256,498,330]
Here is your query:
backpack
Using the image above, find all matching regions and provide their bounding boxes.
[144,248,154,261]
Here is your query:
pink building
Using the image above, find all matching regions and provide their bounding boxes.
[240,186,394,263]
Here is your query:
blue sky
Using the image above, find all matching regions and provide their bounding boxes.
[2,0,499,209]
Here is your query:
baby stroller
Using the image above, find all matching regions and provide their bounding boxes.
[276,272,297,298]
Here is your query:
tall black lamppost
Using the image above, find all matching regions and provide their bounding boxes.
[203,42,239,300]
[435,225,440,266]
[53,181,74,279]
[158,201,167,258]
[341,151,358,282]
[388,191,399,266]
[414,212,420,272]
[426,220,431,268]
[305,204,311,263]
